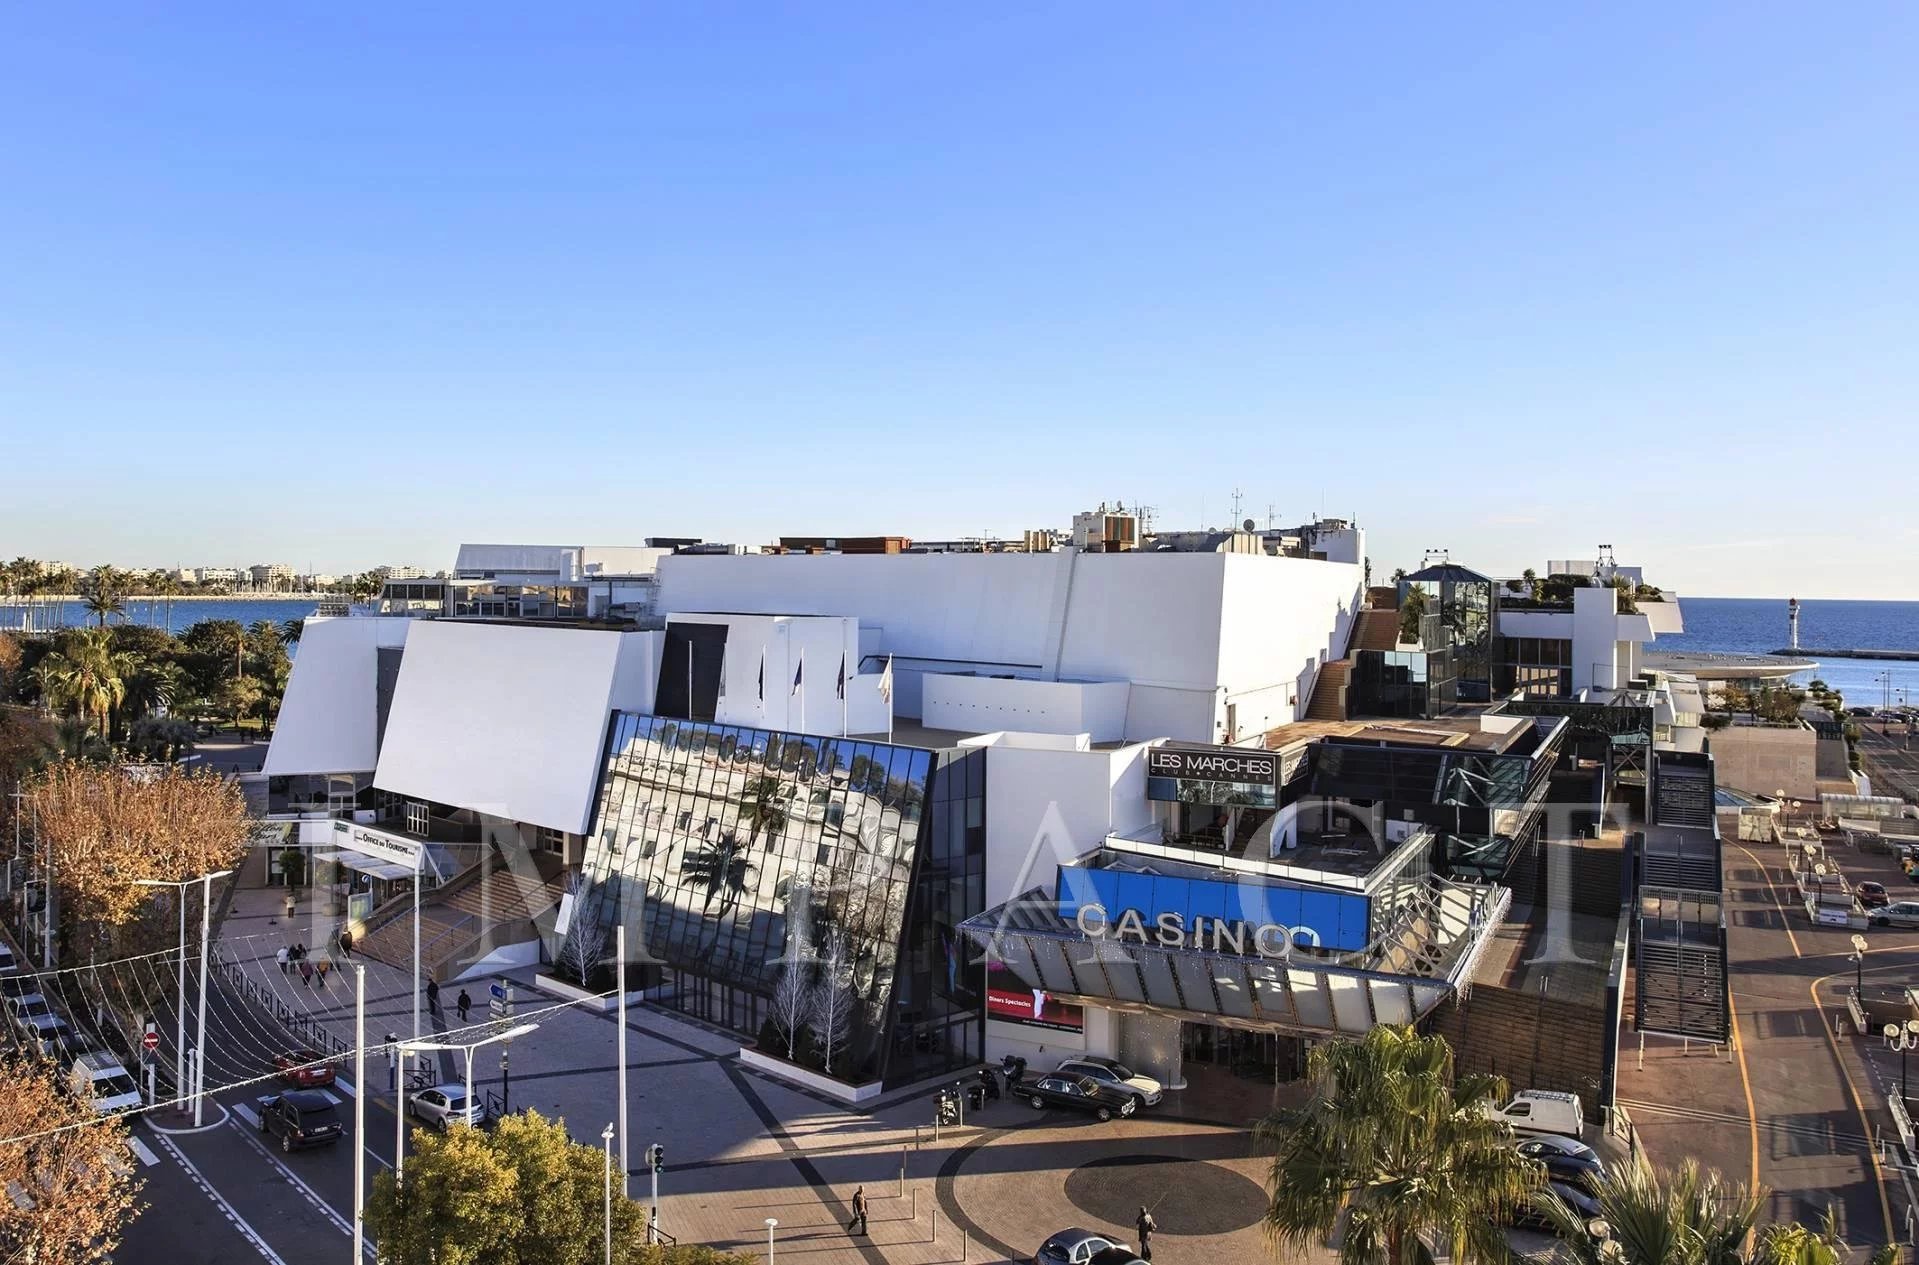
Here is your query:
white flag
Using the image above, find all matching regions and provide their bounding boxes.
[877,655,894,704]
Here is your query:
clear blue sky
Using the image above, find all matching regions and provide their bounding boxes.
[3,4,1914,597]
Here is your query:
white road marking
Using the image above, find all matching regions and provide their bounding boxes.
[147,1128,288,1265]
[334,1078,356,1098]
[128,1136,161,1167]
[234,1103,261,1129]
[316,1088,343,1105]
[228,1117,361,1245]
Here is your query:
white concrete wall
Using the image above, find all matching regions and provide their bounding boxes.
[373,621,628,835]
[657,550,1361,743]
[610,631,662,714]
[921,675,1130,743]
[1709,726,1820,801]
[971,734,1150,907]
[1572,586,1623,694]
[1215,553,1362,741]
[676,613,870,737]
[265,617,411,777]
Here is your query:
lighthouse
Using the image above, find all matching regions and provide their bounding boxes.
[1788,597,1800,651]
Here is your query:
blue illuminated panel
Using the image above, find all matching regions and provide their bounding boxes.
[1056,866,1372,953]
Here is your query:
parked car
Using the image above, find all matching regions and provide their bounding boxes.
[1034,1229,1123,1265]
[0,942,15,972]
[68,1052,143,1115]
[1053,1056,1163,1108]
[1510,1180,1602,1232]
[1857,882,1891,910]
[1,973,41,999]
[1086,1248,1149,1265]
[7,992,56,1032]
[274,1049,338,1088]
[1514,1134,1604,1187]
[257,1090,345,1152]
[1483,1090,1584,1138]
[1870,901,1919,930]
[1019,1075,1139,1122]
[408,1084,485,1131]
[18,1014,78,1059]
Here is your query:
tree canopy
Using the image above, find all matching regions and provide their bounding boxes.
[0,1056,144,1265]
[364,1112,732,1265]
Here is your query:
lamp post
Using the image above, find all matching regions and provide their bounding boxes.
[393,1022,539,1185]
[1885,1020,1919,1103]
[353,964,366,1265]
[765,1218,779,1265]
[134,868,232,1123]
[602,1123,616,1265]
[1851,933,1869,996]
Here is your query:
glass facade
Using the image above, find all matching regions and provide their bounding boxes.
[1492,636,1574,699]
[568,714,982,1087]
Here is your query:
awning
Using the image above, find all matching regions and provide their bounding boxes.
[312,848,416,883]
[959,880,1509,1039]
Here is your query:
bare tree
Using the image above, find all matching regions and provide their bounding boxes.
[558,916,609,989]
[806,936,855,1075]
[771,953,811,1060]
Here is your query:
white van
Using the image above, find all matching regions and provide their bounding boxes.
[68,1052,143,1115]
[1484,1090,1585,1138]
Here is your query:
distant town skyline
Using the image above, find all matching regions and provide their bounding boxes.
[4,7,1914,600]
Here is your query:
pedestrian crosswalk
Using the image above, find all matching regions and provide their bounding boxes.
[129,1136,162,1167]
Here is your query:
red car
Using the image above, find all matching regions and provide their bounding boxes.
[274,1049,338,1088]
[1858,881,1890,910]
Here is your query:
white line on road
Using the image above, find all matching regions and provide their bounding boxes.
[128,1137,161,1167]
[147,1127,288,1265]
[334,1078,356,1098]
[234,1103,261,1129]
[317,1088,344,1105]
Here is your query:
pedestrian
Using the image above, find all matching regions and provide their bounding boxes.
[276,946,289,975]
[315,959,330,989]
[1136,1207,1156,1262]
[339,927,353,958]
[426,978,440,1017]
[846,1186,868,1235]
[299,960,314,989]
[456,989,471,1023]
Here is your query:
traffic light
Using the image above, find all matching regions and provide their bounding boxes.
[646,1143,665,1173]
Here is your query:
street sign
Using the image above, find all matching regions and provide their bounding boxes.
[142,1030,160,1052]
[489,982,508,1002]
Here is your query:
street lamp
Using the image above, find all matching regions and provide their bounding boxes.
[1885,1020,1919,1103]
[393,1022,539,1185]
[1851,933,1869,996]
[134,868,233,1125]
[765,1218,779,1265]
[602,1123,616,1265]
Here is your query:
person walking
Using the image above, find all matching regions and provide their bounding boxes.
[276,946,289,975]
[299,959,314,989]
[426,978,440,1017]
[846,1186,869,1235]
[315,958,330,989]
[338,927,353,958]
[456,989,471,1023]
[1136,1207,1156,1262]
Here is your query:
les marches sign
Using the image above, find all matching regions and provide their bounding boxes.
[1146,745,1277,784]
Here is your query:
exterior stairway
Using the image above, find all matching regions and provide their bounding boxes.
[354,854,568,981]
[1305,660,1351,721]
[1353,608,1400,652]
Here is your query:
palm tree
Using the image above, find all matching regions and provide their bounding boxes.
[1257,1024,1539,1265]
[1537,1162,1897,1265]
[739,774,793,851]
[82,566,127,627]
[35,628,136,737]
[213,675,264,729]
[122,659,184,725]
[281,617,305,645]
[50,716,112,764]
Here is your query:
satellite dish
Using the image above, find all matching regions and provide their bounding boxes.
[1242,518,1257,533]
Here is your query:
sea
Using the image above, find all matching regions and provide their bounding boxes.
[0,597,323,637]
[1654,597,1919,707]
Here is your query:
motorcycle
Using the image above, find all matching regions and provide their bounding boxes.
[1000,1054,1028,1087]
[976,1066,1001,1101]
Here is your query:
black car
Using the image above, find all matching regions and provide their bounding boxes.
[257,1090,345,1153]
[1515,1135,1604,1187]
[1034,1228,1122,1265]
[1511,1180,1602,1232]
[1087,1248,1149,1265]
[1019,1075,1138,1122]
[1,973,40,999]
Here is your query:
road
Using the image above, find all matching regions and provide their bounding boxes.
[1857,722,1919,805]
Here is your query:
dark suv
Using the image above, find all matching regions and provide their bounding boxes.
[257,1090,345,1152]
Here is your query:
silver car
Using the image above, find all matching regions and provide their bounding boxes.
[1870,900,1919,930]
[408,1084,485,1131]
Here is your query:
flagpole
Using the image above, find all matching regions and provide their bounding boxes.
[841,651,849,739]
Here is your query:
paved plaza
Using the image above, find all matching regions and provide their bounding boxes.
[191,861,1306,1265]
